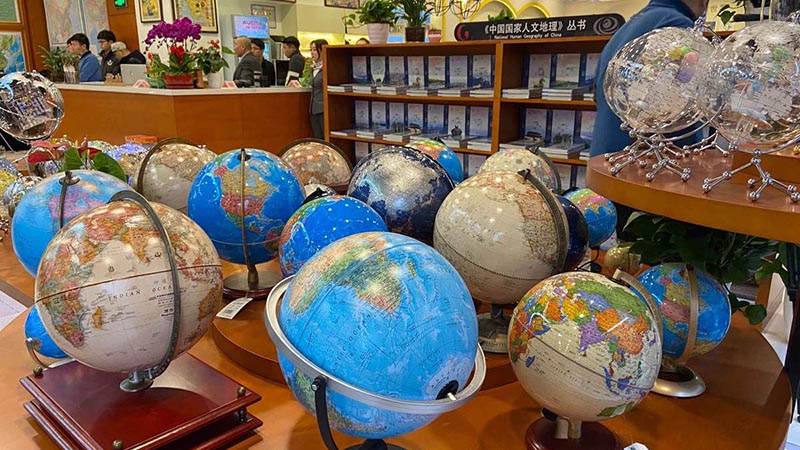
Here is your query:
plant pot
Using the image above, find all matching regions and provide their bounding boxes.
[163,73,195,89]
[367,23,390,44]
[194,69,205,89]
[428,29,442,43]
[405,26,426,42]
[207,71,224,89]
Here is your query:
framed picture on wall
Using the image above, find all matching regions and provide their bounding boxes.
[0,31,25,73]
[139,0,164,23]
[172,0,218,33]
[324,0,359,9]
[251,4,277,29]
[0,0,20,23]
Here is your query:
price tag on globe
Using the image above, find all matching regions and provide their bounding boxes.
[216,297,254,319]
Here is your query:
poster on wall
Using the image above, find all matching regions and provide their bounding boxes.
[172,0,218,32]
[251,4,277,29]
[42,0,109,48]
[0,0,19,23]
[325,0,359,9]
[454,14,625,41]
[0,32,26,74]
[139,0,164,22]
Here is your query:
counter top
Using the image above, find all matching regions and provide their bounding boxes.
[55,82,310,96]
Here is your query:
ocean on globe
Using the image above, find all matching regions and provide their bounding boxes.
[3,175,41,217]
[278,195,387,276]
[188,149,304,264]
[605,27,714,134]
[280,140,352,187]
[132,142,216,212]
[697,20,800,150]
[276,232,478,439]
[108,142,148,179]
[564,188,617,248]
[407,138,464,183]
[11,170,131,276]
[637,263,731,365]
[348,146,453,243]
[556,194,589,271]
[24,306,67,359]
[433,170,567,304]
[509,271,662,422]
[479,148,560,192]
[34,200,222,374]
[0,72,63,141]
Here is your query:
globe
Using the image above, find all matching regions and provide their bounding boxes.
[348,146,453,242]
[133,142,216,212]
[0,158,20,206]
[605,27,714,134]
[303,183,336,199]
[35,199,222,374]
[279,139,352,187]
[479,148,560,192]
[276,231,478,439]
[108,142,149,179]
[509,271,661,423]
[434,170,567,304]
[564,188,617,248]
[697,20,800,151]
[0,72,63,141]
[24,306,67,359]
[3,175,41,217]
[188,149,304,264]
[278,195,387,276]
[26,142,62,177]
[407,138,464,183]
[637,263,731,365]
[555,194,589,271]
[11,170,131,275]
[88,140,116,154]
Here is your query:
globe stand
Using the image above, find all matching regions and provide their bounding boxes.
[702,148,800,202]
[477,305,510,354]
[606,131,692,182]
[524,416,618,450]
[24,337,72,370]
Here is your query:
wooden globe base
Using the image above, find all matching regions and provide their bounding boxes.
[652,365,706,398]
[222,269,282,300]
[344,442,405,450]
[525,418,619,450]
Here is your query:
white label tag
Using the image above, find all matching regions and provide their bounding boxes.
[216,297,254,319]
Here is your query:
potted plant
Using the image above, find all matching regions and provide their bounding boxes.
[196,39,234,89]
[61,52,80,84]
[145,52,166,88]
[428,27,442,43]
[398,0,433,42]
[144,17,201,89]
[343,0,398,45]
[39,46,66,82]
[487,8,514,22]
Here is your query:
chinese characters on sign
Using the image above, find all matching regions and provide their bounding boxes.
[454,14,625,41]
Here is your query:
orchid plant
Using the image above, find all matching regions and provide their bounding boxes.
[144,18,202,77]
[196,40,234,75]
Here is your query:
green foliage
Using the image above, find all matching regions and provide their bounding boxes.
[39,46,67,78]
[343,0,399,27]
[623,212,786,325]
[62,147,127,183]
[196,40,234,75]
[717,0,745,25]
[397,0,432,28]
[488,8,513,22]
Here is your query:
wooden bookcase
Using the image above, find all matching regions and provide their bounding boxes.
[322,36,611,168]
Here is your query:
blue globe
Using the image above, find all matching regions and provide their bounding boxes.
[555,194,589,271]
[278,195,387,276]
[637,263,731,365]
[11,170,131,275]
[24,307,68,359]
[407,138,464,183]
[564,188,617,248]
[277,232,478,439]
[348,146,454,243]
[188,149,304,265]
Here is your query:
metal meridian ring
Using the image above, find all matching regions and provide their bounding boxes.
[134,137,196,194]
[676,265,700,365]
[525,146,563,194]
[264,276,486,415]
[517,169,569,275]
[612,269,664,345]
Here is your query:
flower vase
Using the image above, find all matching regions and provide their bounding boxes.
[367,23,390,44]
[194,69,205,88]
[163,73,195,89]
[207,70,223,89]
[428,30,442,43]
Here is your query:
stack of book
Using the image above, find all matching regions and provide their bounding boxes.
[467,137,493,151]
[353,84,378,94]
[441,134,478,148]
[499,139,536,151]
[502,87,543,99]
[328,84,355,93]
[539,142,586,159]
[330,128,361,137]
[469,88,495,98]
[407,86,441,96]
[579,148,591,161]
[376,85,408,95]
[356,127,389,139]
[583,92,595,102]
[438,86,472,97]
[542,85,591,100]
[383,129,416,143]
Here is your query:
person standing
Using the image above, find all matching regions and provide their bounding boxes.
[251,38,276,87]
[67,33,102,82]
[282,36,305,86]
[309,39,328,139]
[232,36,261,88]
[97,30,119,78]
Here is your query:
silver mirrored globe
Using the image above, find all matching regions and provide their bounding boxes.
[0,72,63,141]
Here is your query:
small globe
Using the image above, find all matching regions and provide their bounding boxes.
[133,142,216,212]
[564,188,617,248]
[278,195,387,276]
[479,148,560,192]
[3,175,41,217]
[88,140,116,154]
[348,146,453,242]
[637,263,731,365]
[697,20,800,150]
[555,194,589,271]
[188,149,304,264]
[26,142,62,177]
[434,170,567,304]
[407,138,464,183]
[276,232,478,439]
[0,158,20,206]
[510,271,661,422]
[279,139,352,187]
[0,72,63,141]
[108,142,148,179]
[24,306,67,359]
[605,27,714,133]
[11,170,131,275]
[34,199,222,373]
[303,183,336,199]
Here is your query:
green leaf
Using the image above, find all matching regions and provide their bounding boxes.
[744,304,767,325]
[727,292,739,314]
[623,213,658,240]
[672,234,714,268]
[91,152,127,183]
[653,220,689,239]
[628,240,669,265]
[62,148,85,172]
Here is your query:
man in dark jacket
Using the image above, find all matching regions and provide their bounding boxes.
[282,36,304,86]
[111,42,146,65]
[97,30,119,78]
[251,38,276,87]
[233,36,261,88]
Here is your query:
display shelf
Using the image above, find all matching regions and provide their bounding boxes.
[549,157,587,167]
[330,134,491,156]
[328,91,495,106]
[500,97,596,111]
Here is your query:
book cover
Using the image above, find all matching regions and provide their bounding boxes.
[448,55,469,87]
[428,56,446,87]
[468,106,491,137]
[580,111,597,147]
[408,56,425,88]
[467,154,487,177]
[528,54,552,89]
[426,104,446,133]
[550,109,577,144]
[447,105,467,137]
[352,56,368,84]
[355,141,370,162]
[369,56,387,85]
[355,100,370,127]
[554,53,581,87]
[583,53,600,87]
[389,102,406,130]
[524,108,548,140]
[407,103,424,131]
[371,101,388,127]
[471,55,493,88]
[388,56,406,86]
[467,137,493,151]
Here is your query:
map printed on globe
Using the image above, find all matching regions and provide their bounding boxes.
[280,141,352,187]
[406,138,465,183]
[510,272,661,422]
[564,188,617,248]
[133,142,216,212]
[35,201,222,373]
[479,148,560,192]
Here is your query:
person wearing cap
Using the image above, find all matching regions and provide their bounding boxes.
[112,42,146,66]
[97,30,119,78]
[282,36,305,86]
[251,38,276,87]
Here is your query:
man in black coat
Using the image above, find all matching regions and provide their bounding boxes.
[251,38,275,87]
[232,36,261,88]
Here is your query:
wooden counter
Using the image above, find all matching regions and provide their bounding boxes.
[55,84,313,153]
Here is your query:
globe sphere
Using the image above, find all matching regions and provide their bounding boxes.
[35,200,222,373]
[12,170,131,276]
[303,183,336,199]
[277,232,478,439]
[479,148,560,192]
[24,306,67,359]
[0,158,20,204]
[50,135,76,150]
[88,140,116,154]
[434,170,568,304]
[188,149,304,264]
[637,263,731,365]
[697,20,800,150]
[3,175,41,217]
[0,72,63,141]
[564,188,617,248]
[555,194,589,271]
[278,195,387,276]
[604,27,714,133]
[108,142,148,178]
[280,139,352,187]
[509,271,661,422]
[407,138,464,183]
[26,142,62,177]
[348,146,453,242]
[132,142,216,212]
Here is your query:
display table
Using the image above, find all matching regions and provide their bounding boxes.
[0,239,791,450]
[55,84,313,153]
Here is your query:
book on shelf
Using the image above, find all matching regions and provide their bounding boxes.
[388,56,406,86]
[428,56,446,87]
[416,131,447,140]
[499,139,539,151]
[502,87,542,99]
[356,127,391,139]
[583,92,595,101]
[407,85,443,96]
[540,141,586,159]
[468,106,491,137]
[330,128,362,137]
[370,56,387,84]
[352,56,368,84]
[579,149,590,161]
[471,54,494,88]
[352,84,379,94]
[528,54,552,89]
[383,130,417,143]
[469,88,495,97]
[371,101,387,127]
[448,55,469,87]
[328,83,356,92]
[553,54,581,87]
[542,85,591,100]
[467,137,493,151]
[465,154,487,177]
[376,85,408,95]
[438,86,472,97]
[354,100,370,127]
[354,141,370,162]
[427,104,446,134]
[580,111,596,147]
[408,56,425,88]
[441,134,479,148]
